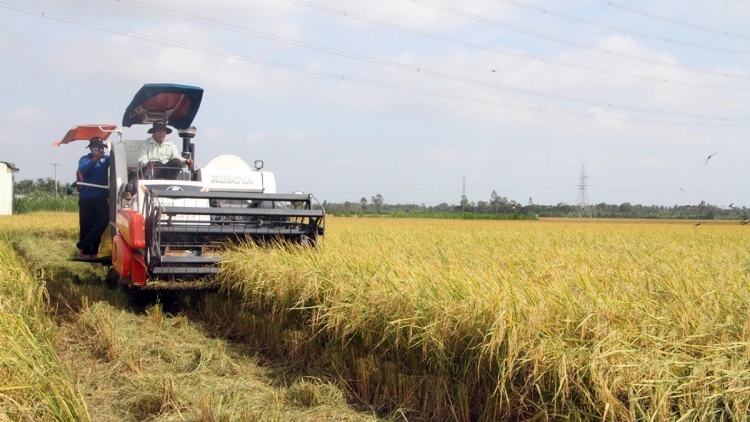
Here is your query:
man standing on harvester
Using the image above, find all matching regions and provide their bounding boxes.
[137,120,194,180]
[77,137,110,258]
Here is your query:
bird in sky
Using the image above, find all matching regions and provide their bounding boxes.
[705,152,718,164]
[729,203,734,209]
[491,70,497,72]
[679,187,684,192]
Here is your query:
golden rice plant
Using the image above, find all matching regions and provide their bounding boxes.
[0,212,77,241]
[0,239,90,421]
[216,217,750,421]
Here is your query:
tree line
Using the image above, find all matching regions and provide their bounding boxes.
[14,178,72,196]
[13,179,747,220]
[323,191,748,220]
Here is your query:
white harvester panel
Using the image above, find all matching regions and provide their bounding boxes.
[122,139,143,169]
[197,155,273,193]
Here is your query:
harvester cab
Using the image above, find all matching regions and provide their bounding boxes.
[58,83,325,289]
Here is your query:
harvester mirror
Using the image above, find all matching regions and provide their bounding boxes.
[254,160,263,170]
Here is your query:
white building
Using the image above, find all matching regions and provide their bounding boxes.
[0,162,19,215]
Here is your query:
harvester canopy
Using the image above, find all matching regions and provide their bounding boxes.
[54,124,118,146]
[122,83,203,129]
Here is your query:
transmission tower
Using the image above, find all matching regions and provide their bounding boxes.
[461,175,467,212]
[576,165,592,218]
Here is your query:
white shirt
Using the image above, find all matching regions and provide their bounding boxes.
[137,137,185,167]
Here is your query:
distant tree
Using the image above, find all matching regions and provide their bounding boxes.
[433,203,450,212]
[321,197,747,219]
[14,178,69,195]
[490,190,500,213]
[360,197,368,212]
[460,195,469,212]
[371,194,384,213]
[14,179,34,195]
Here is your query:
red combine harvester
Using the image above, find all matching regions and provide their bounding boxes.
[57,84,325,289]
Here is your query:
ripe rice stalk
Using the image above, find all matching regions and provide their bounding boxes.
[214,218,750,421]
[0,240,90,421]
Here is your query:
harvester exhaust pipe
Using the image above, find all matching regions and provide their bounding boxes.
[178,126,197,172]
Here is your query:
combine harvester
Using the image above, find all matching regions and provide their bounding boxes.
[58,84,325,289]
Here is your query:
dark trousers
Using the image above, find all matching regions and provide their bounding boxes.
[143,158,184,180]
[77,198,109,255]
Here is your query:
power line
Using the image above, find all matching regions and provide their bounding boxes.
[496,0,750,55]
[282,0,750,91]
[1,3,746,127]
[592,0,750,41]
[409,0,750,81]
[115,0,750,123]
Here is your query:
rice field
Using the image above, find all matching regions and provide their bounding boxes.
[2,213,750,421]
[214,217,750,421]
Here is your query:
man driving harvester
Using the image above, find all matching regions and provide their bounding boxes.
[137,120,194,180]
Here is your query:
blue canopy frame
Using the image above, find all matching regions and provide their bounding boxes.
[122,83,204,130]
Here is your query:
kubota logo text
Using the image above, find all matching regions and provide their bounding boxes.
[211,175,254,184]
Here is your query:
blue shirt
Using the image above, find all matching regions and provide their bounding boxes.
[78,154,110,199]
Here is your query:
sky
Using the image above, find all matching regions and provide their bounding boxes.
[1,0,748,207]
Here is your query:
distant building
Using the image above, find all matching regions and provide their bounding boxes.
[0,162,20,215]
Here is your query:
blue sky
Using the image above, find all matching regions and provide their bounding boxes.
[1,0,748,206]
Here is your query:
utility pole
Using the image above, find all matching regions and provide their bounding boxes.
[576,165,592,218]
[51,163,61,198]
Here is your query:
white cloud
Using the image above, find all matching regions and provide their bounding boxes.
[2,0,749,205]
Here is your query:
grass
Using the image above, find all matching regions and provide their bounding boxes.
[211,217,750,421]
[13,193,78,214]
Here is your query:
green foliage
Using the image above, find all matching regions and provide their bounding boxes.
[324,193,747,220]
[370,194,384,213]
[14,193,78,214]
[14,178,71,196]
[361,212,537,220]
